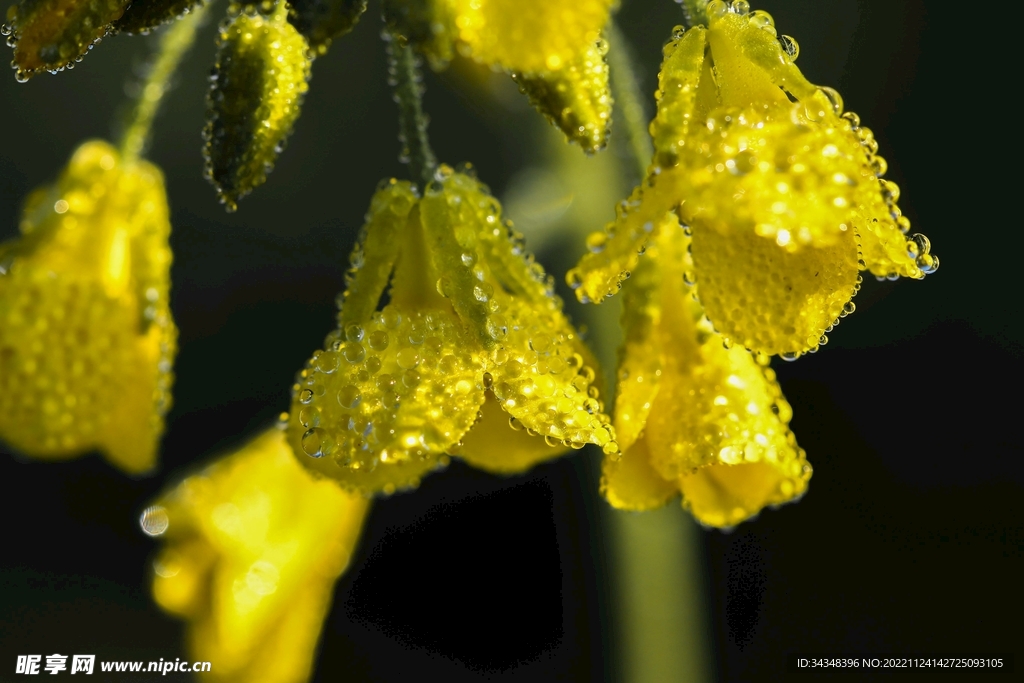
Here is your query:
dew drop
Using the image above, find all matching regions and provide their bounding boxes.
[139,506,169,536]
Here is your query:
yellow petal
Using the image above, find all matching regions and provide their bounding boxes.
[612,250,663,454]
[640,268,810,527]
[601,435,677,512]
[424,170,617,454]
[567,186,677,304]
[0,140,176,473]
[457,393,565,474]
[649,25,706,168]
[149,429,369,683]
[6,0,130,80]
[287,303,486,494]
[337,179,418,328]
[204,4,313,210]
[689,214,859,356]
[512,35,612,154]
[446,0,613,75]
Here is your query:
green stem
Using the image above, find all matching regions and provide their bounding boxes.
[385,34,437,190]
[607,21,654,181]
[680,0,710,27]
[119,4,209,162]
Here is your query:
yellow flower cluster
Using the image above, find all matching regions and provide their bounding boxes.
[0,140,176,473]
[571,0,935,526]
[286,166,616,494]
[143,429,369,683]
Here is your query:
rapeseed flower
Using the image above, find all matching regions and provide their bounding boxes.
[0,140,176,473]
[600,213,810,528]
[569,0,937,357]
[142,428,369,683]
[286,166,616,494]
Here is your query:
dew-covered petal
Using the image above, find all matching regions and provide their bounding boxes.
[287,0,367,55]
[424,170,616,454]
[150,429,369,683]
[601,435,677,511]
[649,25,705,168]
[676,105,872,250]
[690,215,859,357]
[705,5,816,107]
[287,304,486,494]
[641,277,811,527]
[457,393,566,474]
[114,0,203,34]
[612,250,663,454]
[0,140,176,473]
[337,179,418,329]
[5,0,130,80]
[512,34,612,154]
[204,4,312,210]
[851,160,938,280]
[567,185,678,304]
[418,173,492,341]
[446,0,613,75]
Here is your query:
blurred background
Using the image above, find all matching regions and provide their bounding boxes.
[1,0,1020,680]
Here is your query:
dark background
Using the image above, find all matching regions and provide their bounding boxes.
[1,0,1020,681]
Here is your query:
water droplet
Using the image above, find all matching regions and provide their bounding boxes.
[299,389,314,404]
[818,86,843,115]
[337,385,362,409]
[302,428,327,457]
[342,342,365,363]
[779,35,799,60]
[139,506,169,536]
[315,351,340,374]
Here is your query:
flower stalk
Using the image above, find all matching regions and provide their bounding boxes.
[386,32,438,189]
[119,3,209,162]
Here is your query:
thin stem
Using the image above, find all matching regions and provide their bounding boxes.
[385,34,437,190]
[607,21,654,181]
[119,4,209,162]
[680,0,710,28]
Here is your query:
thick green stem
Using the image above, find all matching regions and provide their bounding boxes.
[119,4,209,162]
[386,34,437,190]
[607,21,654,181]
[681,0,710,28]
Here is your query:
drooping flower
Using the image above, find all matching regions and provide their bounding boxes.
[569,0,937,358]
[143,428,369,683]
[0,140,176,473]
[599,213,810,528]
[286,166,616,494]
[384,0,614,152]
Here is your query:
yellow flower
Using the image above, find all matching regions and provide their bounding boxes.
[143,428,369,683]
[286,166,616,494]
[600,213,811,528]
[0,140,176,474]
[569,1,937,357]
[384,0,614,152]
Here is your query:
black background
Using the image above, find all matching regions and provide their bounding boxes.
[1,0,1020,681]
